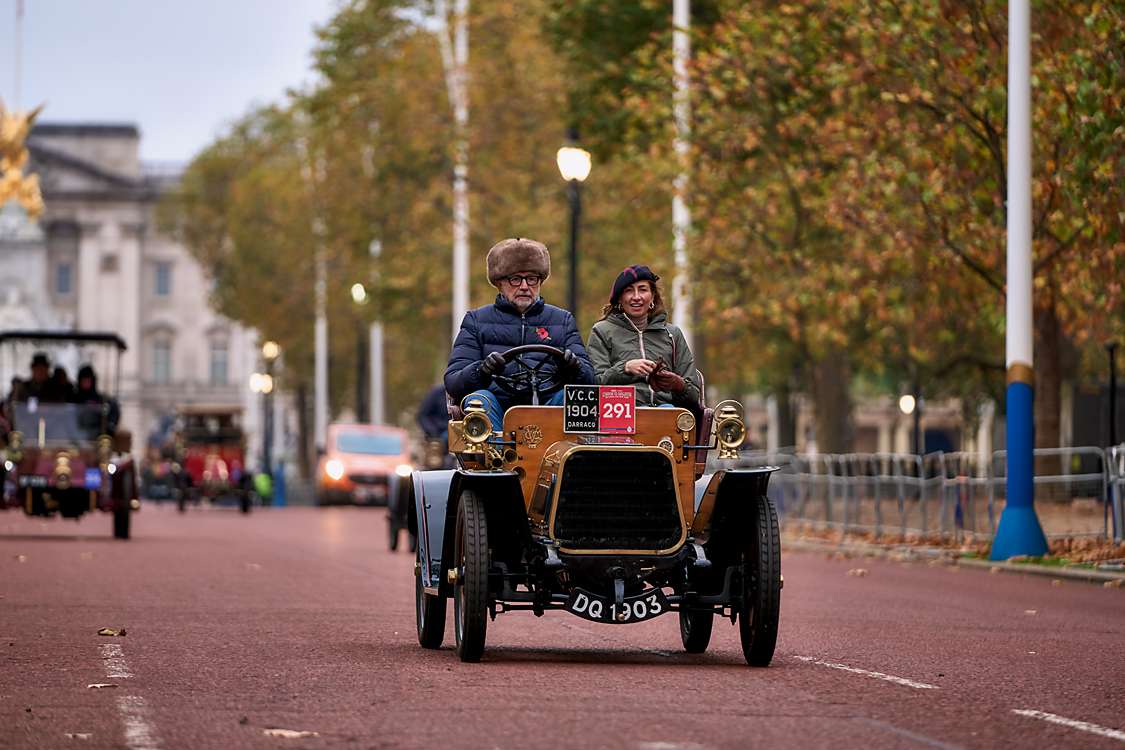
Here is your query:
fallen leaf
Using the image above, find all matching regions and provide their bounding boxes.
[15,555,27,563]
[1051,579,1062,587]
[989,566,1001,574]
[1103,579,1124,589]
[80,552,93,561]
[847,568,869,577]
[239,717,249,725]
[263,728,319,739]
[245,563,262,571]
[86,683,117,689]
[1024,610,1037,615]
[64,733,92,740]
[97,628,126,637]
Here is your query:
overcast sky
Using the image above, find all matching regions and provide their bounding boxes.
[1,0,338,163]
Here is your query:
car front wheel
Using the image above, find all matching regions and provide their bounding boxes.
[453,489,489,662]
[738,496,781,666]
[679,608,714,653]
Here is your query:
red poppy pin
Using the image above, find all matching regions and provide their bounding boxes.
[536,327,550,341]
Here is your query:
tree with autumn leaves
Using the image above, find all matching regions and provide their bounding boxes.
[164,0,1122,461]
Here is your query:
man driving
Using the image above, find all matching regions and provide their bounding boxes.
[444,237,595,429]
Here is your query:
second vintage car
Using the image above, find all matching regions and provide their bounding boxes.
[410,344,781,665]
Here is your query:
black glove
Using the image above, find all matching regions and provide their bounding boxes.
[479,352,507,377]
[562,350,582,376]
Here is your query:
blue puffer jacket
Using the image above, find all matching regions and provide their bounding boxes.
[444,295,596,401]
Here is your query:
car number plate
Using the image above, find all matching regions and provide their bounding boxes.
[563,385,636,434]
[565,587,668,624]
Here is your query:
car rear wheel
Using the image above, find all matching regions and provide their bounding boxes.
[679,608,714,653]
[453,489,489,662]
[738,495,781,666]
[388,517,400,551]
[113,468,135,540]
[415,570,447,649]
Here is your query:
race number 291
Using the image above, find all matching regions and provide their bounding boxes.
[564,385,636,434]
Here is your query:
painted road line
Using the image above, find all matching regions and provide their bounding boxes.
[117,695,162,750]
[101,643,133,678]
[97,644,162,749]
[794,656,939,690]
[1012,710,1125,742]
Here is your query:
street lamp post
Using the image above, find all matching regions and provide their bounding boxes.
[557,132,592,318]
[352,283,369,423]
[259,341,280,498]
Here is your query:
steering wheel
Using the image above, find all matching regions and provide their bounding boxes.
[490,344,568,405]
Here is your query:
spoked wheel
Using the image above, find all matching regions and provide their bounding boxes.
[738,496,781,666]
[679,608,714,653]
[415,564,447,649]
[453,489,489,662]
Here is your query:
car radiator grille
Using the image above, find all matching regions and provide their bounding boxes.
[552,450,681,550]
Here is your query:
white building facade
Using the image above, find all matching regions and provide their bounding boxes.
[0,123,262,455]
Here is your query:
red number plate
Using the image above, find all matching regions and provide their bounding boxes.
[598,387,636,434]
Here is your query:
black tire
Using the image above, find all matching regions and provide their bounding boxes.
[416,567,447,649]
[113,468,134,540]
[453,489,489,662]
[388,518,400,551]
[738,496,781,667]
[679,608,714,653]
[113,507,130,539]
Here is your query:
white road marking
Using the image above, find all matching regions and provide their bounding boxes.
[117,695,161,750]
[1012,709,1125,742]
[100,644,133,678]
[794,655,939,690]
[94,644,161,749]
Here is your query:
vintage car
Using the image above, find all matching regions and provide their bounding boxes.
[316,423,412,507]
[174,404,251,513]
[410,345,781,665]
[0,331,139,539]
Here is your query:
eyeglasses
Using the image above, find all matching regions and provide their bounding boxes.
[504,274,542,288]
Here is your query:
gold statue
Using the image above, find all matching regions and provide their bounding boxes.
[0,99,45,219]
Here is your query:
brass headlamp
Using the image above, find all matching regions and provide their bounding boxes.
[713,400,747,459]
[54,452,73,490]
[461,398,494,445]
[97,434,113,465]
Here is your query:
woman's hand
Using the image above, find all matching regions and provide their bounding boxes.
[624,358,657,377]
[652,370,685,393]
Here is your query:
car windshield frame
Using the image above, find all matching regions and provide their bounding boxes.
[335,432,403,456]
[9,401,108,445]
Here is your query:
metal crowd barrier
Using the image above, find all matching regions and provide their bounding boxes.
[731,444,1125,542]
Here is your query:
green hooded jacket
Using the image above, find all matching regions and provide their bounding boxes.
[586,311,702,407]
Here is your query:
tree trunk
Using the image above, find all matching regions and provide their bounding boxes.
[295,382,312,480]
[1034,301,1061,451]
[775,378,797,450]
[1034,299,1063,475]
[810,350,853,454]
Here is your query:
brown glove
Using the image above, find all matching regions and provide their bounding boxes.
[652,370,685,393]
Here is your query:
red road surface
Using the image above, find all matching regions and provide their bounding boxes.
[2,505,1123,749]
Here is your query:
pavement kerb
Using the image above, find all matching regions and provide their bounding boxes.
[782,537,1125,586]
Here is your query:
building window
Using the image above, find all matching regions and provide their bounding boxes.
[152,340,172,384]
[56,263,72,295]
[155,262,172,296]
[209,341,229,385]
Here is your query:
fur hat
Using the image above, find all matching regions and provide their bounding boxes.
[486,238,550,287]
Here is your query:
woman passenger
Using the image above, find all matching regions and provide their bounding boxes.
[586,265,702,409]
